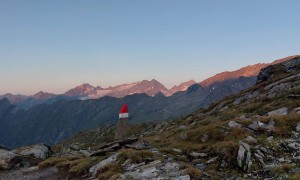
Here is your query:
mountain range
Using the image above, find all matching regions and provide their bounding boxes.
[0,55,299,148]
[2,55,298,107]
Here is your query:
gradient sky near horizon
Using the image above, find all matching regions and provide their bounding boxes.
[1,1,300,95]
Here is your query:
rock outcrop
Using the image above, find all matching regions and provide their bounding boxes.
[237,141,251,171]
[89,153,119,176]
[14,144,52,160]
[257,55,300,84]
[0,149,20,170]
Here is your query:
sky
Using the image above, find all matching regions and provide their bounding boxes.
[1,1,300,95]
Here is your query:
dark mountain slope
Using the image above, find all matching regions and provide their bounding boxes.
[0,76,256,148]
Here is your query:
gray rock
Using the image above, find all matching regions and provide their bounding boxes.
[172,148,182,154]
[162,162,180,173]
[79,150,91,156]
[268,107,288,116]
[139,160,162,170]
[0,149,20,170]
[89,153,118,176]
[278,158,285,163]
[68,144,80,151]
[178,125,187,130]
[233,98,242,105]
[119,160,163,179]
[21,166,39,173]
[268,119,275,126]
[247,121,260,131]
[239,115,246,120]
[255,150,265,158]
[267,136,274,142]
[228,121,243,128]
[155,124,162,131]
[201,134,208,142]
[15,144,51,160]
[196,163,207,170]
[254,153,265,165]
[189,152,207,158]
[245,136,257,144]
[124,162,146,171]
[295,107,300,114]
[237,141,251,171]
[247,121,274,132]
[207,157,218,164]
[288,143,300,150]
[180,133,188,140]
[290,168,300,174]
[260,147,268,154]
[172,175,190,180]
[220,106,228,111]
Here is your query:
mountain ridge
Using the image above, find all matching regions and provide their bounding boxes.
[200,55,300,87]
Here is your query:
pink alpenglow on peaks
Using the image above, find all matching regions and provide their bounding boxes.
[119,104,129,119]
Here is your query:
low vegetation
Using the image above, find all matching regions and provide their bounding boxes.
[39,155,104,178]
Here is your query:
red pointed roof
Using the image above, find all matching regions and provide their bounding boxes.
[119,104,128,114]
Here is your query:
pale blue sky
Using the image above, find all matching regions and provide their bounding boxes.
[1,0,300,95]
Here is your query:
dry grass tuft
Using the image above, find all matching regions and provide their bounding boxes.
[118,149,154,164]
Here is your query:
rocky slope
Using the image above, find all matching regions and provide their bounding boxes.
[200,55,299,87]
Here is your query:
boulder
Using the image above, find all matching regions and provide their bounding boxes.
[196,163,207,170]
[247,121,274,132]
[290,168,300,174]
[0,149,20,170]
[14,144,51,160]
[267,136,274,142]
[172,148,182,154]
[245,136,257,144]
[201,134,208,142]
[180,133,188,140]
[268,107,288,116]
[247,121,261,131]
[189,152,207,158]
[162,162,180,172]
[155,124,162,131]
[288,143,300,150]
[89,153,118,176]
[228,121,243,128]
[178,125,187,130]
[237,141,251,171]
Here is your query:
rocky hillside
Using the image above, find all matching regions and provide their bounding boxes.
[200,55,299,87]
[1,56,300,179]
